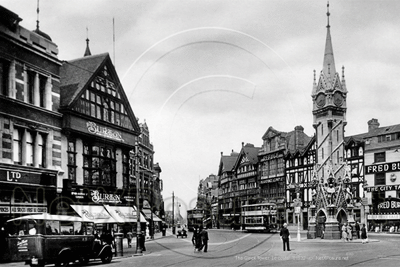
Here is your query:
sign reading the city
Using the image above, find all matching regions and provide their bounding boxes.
[365,184,400,192]
[365,161,400,174]
[86,121,124,142]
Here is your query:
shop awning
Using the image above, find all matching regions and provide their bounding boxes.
[7,213,92,223]
[141,209,163,222]
[71,204,119,224]
[104,205,146,223]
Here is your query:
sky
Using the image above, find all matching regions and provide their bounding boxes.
[3,0,400,219]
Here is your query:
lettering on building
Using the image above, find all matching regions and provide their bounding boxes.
[86,121,124,142]
[91,190,121,204]
[365,161,400,174]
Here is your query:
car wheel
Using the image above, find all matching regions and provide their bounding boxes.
[101,251,113,264]
[79,256,89,265]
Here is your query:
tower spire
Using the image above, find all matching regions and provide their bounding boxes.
[84,27,92,57]
[322,1,336,82]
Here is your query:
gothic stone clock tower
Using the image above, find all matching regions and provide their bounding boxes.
[308,3,353,240]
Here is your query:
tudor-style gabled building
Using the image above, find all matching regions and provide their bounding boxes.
[217,150,239,229]
[57,51,141,215]
[284,131,315,230]
[258,126,288,226]
[229,142,260,228]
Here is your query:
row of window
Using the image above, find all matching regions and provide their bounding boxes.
[13,128,47,167]
[1,59,51,109]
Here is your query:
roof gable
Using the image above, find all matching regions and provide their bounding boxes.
[60,53,140,133]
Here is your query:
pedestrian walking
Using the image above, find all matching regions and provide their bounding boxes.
[139,230,146,251]
[199,227,209,252]
[355,221,360,239]
[342,223,348,242]
[361,224,368,244]
[192,227,197,246]
[126,231,133,248]
[279,223,291,251]
[194,227,203,252]
[346,223,353,241]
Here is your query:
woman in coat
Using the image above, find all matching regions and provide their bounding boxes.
[361,224,368,244]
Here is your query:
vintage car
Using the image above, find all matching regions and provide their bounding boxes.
[176,226,187,238]
[6,213,113,266]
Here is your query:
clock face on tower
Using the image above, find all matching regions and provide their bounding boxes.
[333,92,344,106]
[316,93,326,107]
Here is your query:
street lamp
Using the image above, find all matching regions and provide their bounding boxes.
[150,174,155,239]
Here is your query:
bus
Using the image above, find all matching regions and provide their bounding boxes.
[5,213,113,266]
[241,203,277,232]
[187,209,204,232]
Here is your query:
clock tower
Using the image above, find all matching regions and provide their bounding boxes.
[312,2,347,182]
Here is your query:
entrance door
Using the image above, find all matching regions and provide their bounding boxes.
[316,211,326,238]
[337,209,347,232]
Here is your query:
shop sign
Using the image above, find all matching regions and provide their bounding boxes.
[368,214,400,220]
[260,177,282,184]
[366,184,400,192]
[0,169,56,186]
[262,152,281,161]
[365,161,400,174]
[11,206,47,214]
[86,121,124,142]
[91,190,121,204]
[0,206,10,214]
[377,199,400,210]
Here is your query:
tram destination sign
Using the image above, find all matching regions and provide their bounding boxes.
[365,161,400,174]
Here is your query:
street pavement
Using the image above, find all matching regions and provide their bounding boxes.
[4,227,400,267]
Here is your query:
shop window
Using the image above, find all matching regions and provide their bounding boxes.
[83,143,116,187]
[374,152,386,163]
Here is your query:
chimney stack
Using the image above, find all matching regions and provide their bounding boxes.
[294,125,305,149]
[368,118,380,132]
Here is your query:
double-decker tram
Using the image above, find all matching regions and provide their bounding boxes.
[241,203,277,232]
[187,209,204,232]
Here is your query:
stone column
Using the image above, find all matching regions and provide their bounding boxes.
[34,73,40,107]
[45,76,52,110]
[8,60,16,98]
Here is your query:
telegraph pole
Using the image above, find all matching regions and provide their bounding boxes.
[172,191,175,234]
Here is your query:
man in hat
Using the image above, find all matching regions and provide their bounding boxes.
[280,223,291,251]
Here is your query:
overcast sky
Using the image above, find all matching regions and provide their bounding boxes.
[3,0,400,218]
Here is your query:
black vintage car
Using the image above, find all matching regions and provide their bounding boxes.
[6,213,113,267]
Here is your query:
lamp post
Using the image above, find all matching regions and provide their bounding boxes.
[134,141,142,255]
[150,174,155,239]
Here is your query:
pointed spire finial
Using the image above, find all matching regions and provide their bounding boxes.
[36,0,40,30]
[84,27,92,57]
[326,1,330,28]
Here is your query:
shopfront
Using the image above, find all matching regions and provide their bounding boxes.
[0,167,57,227]
[368,197,400,232]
